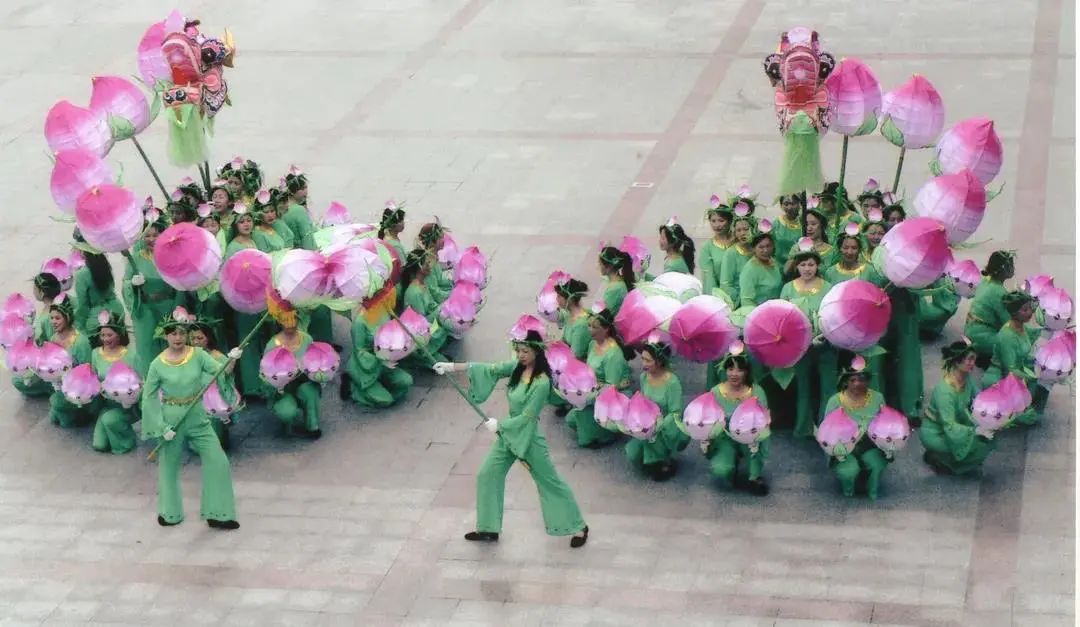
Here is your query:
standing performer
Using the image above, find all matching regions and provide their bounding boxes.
[717,211,755,305]
[772,194,805,269]
[963,250,1014,367]
[821,358,889,499]
[785,208,836,276]
[701,344,771,495]
[856,178,885,219]
[824,224,873,283]
[378,206,408,264]
[124,218,182,376]
[597,247,635,317]
[656,218,695,275]
[433,331,589,548]
[920,340,995,475]
[780,239,831,437]
[189,317,238,450]
[281,170,316,250]
[224,209,265,397]
[71,247,124,335]
[981,291,1046,425]
[860,208,887,263]
[699,200,735,298]
[625,340,689,480]
[566,304,629,448]
[90,311,138,454]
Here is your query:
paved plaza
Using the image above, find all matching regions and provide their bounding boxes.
[0,0,1075,625]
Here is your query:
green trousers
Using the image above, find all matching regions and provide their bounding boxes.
[157,419,236,524]
[708,437,769,483]
[272,381,322,432]
[566,403,616,447]
[831,446,889,499]
[92,401,137,454]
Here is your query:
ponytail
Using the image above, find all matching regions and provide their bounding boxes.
[618,251,636,291]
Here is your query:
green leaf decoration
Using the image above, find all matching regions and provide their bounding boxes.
[880,116,906,148]
[853,113,879,137]
[48,215,77,224]
[771,366,796,389]
[148,90,162,125]
[860,345,887,358]
[986,181,1005,202]
[107,114,136,142]
[928,159,942,176]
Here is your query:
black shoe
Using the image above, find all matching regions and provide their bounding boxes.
[339,373,352,401]
[301,428,322,440]
[854,473,869,496]
[554,406,570,418]
[207,519,240,530]
[746,479,769,497]
[570,526,589,548]
[464,531,499,542]
[646,462,676,482]
[157,515,180,527]
[923,451,947,475]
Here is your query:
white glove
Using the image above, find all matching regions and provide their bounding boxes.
[220,416,232,426]
[975,426,995,440]
[699,440,710,454]
[131,274,146,286]
[163,429,176,441]
[483,418,498,433]
[227,347,243,360]
[433,362,455,375]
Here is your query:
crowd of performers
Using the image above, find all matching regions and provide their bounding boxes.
[3,162,1070,541]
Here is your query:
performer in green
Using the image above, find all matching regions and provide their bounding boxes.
[821,358,889,500]
[565,305,629,448]
[551,277,590,417]
[780,241,832,437]
[400,249,449,366]
[784,208,837,276]
[189,317,239,450]
[12,273,64,398]
[262,294,323,439]
[624,341,689,480]
[280,170,316,250]
[920,340,996,475]
[433,331,589,548]
[89,311,139,454]
[824,225,874,284]
[340,310,413,409]
[417,223,453,304]
[917,276,961,340]
[597,246,635,317]
[981,291,1047,425]
[123,219,182,376]
[378,206,408,265]
[701,345,770,496]
[717,213,755,305]
[963,251,1014,367]
[772,194,804,269]
[223,210,266,397]
[46,294,93,427]
[698,201,735,296]
[71,249,124,334]
[656,219,695,275]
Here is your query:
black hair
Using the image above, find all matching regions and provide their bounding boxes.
[227,212,255,243]
[418,223,444,250]
[750,232,775,249]
[90,320,130,349]
[168,201,196,224]
[642,342,672,368]
[190,321,219,351]
[837,233,863,256]
[33,273,62,300]
[885,205,906,222]
[378,208,406,239]
[803,209,830,244]
[83,251,115,293]
[399,248,429,293]
[589,308,635,360]
[1003,290,1034,316]
[941,340,975,369]
[598,246,635,292]
[659,223,696,273]
[284,173,307,196]
[719,354,753,384]
[509,330,551,388]
[982,250,1015,281]
[554,278,588,305]
[777,193,806,211]
[177,182,206,205]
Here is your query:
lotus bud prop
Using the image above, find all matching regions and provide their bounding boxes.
[1034,332,1075,386]
[260,347,300,391]
[653,272,703,303]
[452,246,489,289]
[203,381,242,417]
[303,341,341,383]
[438,290,478,339]
[61,364,101,407]
[2,293,35,322]
[816,407,861,461]
[545,342,574,377]
[322,201,350,227]
[946,259,982,298]
[621,392,661,441]
[509,314,546,342]
[818,280,892,351]
[743,300,812,367]
[934,117,1004,184]
[0,313,33,350]
[874,217,953,288]
[614,284,682,345]
[619,235,651,275]
[557,359,599,410]
[1022,273,1055,300]
[437,233,462,269]
[680,391,726,441]
[593,386,630,429]
[912,170,987,244]
[451,281,486,313]
[996,374,1032,416]
[867,405,911,459]
[50,149,115,214]
[102,361,141,408]
[668,294,737,363]
[219,249,272,314]
[6,340,39,381]
[44,100,113,158]
[75,184,144,253]
[972,383,1015,432]
[35,342,73,384]
[1036,287,1073,331]
[89,75,151,140]
[153,223,223,291]
[536,280,561,323]
[40,258,72,291]
[399,307,431,340]
[727,397,771,453]
[825,58,882,136]
[881,74,945,192]
[374,320,416,364]
[137,18,173,86]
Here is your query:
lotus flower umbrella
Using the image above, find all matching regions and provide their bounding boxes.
[50,149,114,214]
[0,313,33,349]
[439,289,478,339]
[41,257,72,291]
[399,307,431,341]
[679,391,726,441]
[452,281,486,313]
[653,272,703,303]
[89,75,151,139]
[557,359,598,410]
[946,259,982,298]
[668,295,738,363]
[61,364,101,407]
[438,233,462,269]
[75,184,144,253]
[614,284,682,345]
[220,249,272,314]
[260,347,300,392]
[374,320,416,365]
[971,382,1016,432]
[593,386,630,429]
[453,246,489,289]
[874,217,953,288]
[818,280,892,351]
[867,405,911,459]
[726,397,771,453]
[322,201,350,227]
[154,223,222,291]
[743,300,812,368]
[1022,273,1055,300]
[619,236,651,276]
[934,117,1004,184]
[823,57,882,187]
[203,381,242,417]
[509,314,547,342]
[913,170,987,245]
[816,407,861,461]
[102,361,142,408]
[44,100,113,158]
[545,342,574,378]
[537,280,561,323]
[1034,331,1075,386]
[997,373,1033,416]
[880,74,945,191]
[303,341,341,383]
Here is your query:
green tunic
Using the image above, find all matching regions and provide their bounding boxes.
[704,383,771,483]
[787,241,839,270]
[123,247,182,376]
[566,339,629,447]
[468,361,586,536]
[262,332,322,433]
[698,238,732,296]
[780,278,832,437]
[253,226,285,253]
[90,346,139,454]
[738,258,783,309]
[663,255,690,275]
[72,267,124,334]
[625,372,689,468]
[141,346,236,523]
[560,309,591,360]
[402,280,448,365]
[822,390,889,499]
[916,278,960,339]
[272,220,297,249]
[882,287,923,420]
[425,266,454,304]
[224,238,267,396]
[281,204,316,250]
[601,279,629,317]
[919,374,994,475]
[343,317,413,408]
[981,323,1047,425]
[823,261,874,285]
[718,244,753,305]
[964,279,1009,359]
[48,331,93,428]
[772,215,803,268]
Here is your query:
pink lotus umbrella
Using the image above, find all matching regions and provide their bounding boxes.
[438,233,462,269]
[880,74,945,149]
[1037,287,1073,331]
[399,306,431,340]
[619,236,651,275]
[557,359,598,410]
[875,217,953,288]
[451,281,486,312]
[61,363,100,407]
[438,290,478,339]
[668,295,737,363]
[935,117,1004,184]
[352,237,398,286]
[303,341,341,383]
[621,392,661,441]
[594,386,630,429]
[6,340,39,381]
[509,314,546,342]
[374,320,416,364]
[537,280,561,323]
[946,259,982,298]
[816,407,861,461]
[545,342,574,378]
[322,202,351,227]
[453,246,489,289]
[726,397,770,453]
[50,149,114,214]
[1034,332,1075,386]
[325,243,387,301]
[867,405,911,459]
[75,184,144,253]
[102,361,141,408]
[44,100,113,158]
[680,391,726,441]
[260,347,300,392]
[35,341,73,384]
[913,170,987,244]
[68,249,86,271]
[2,293,35,322]
[89,76,151,137]
[1022,273,1055,300]
[614,287,682,345]
[972,383,1015,432]
[272,249,331,308]
[153,223,223,291]
[41,257,73,291]
[204,381,242,417]
[220,249,272,314]
[742,300,812,368]
[818,280,892,351]
[0,313,32,349]
[824,57,883,136]
[653,272,702,302]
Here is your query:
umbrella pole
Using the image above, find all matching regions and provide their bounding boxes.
[130,136,170,202]
[891,147,906,194]
[838,135,849,189]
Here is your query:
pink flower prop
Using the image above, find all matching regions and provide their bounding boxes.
[41,258,72,291]
[816,407,861,460]
[452,246,489,289]
[668,295,737,363]
[875,217,953,288]
[50,149,114,214]
[352,237,399,287]
[935,117,1004,184]
[437,233,462,269]
[1022,273,1055,300]
[322,202,351,227]
[547,270,571,286]
[6,340,39,380]
[727,397,771,451]
[593,386,630,429]
[614,288,682,345]
[619,235,651,274]
[374,320,416,364]
[536,280,561,323]
[2,293,35,322]
[556,359,599,410]
[438,290,479,339]
[102,361,141,408]
[44,100,113,158]
[303,341,341,383]
[89,76,151,137]
[867,405,911,459]
[621,392,661,441]
[61,363,101,407]
[743,300,812,368]
[450,281,486,312]
[326,243,386,301]
[946,259,982,298]
[153,223,222,291]
[75,184,143,253]
[913,170,987,244]
[818,280,892,351]
[272,248,360,308]
[680,391,726,441]
[260,347,300,392]
[1034,332,1075,386]
[399,307,431,340]
[880,74,945,149]
[136,17,179,86]
[68,249,86,271]
[545,342,574,377]
[220,248,272,314]
[509,314,546,342]
[35,341,73,384]
[972,383,1015,431]
[997,373,1033,414]
[203,381,242,417]
[1037,287,1073,331]
[652,272,703,302]
[824,58,882,136]
[0,313,32,349]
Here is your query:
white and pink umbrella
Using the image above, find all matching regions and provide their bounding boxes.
[89,75,151,139]
[154,223,223,292]
[680,391,726,441]
[997,373,1033,416]
[536,280,561,323]
[614,285,681,345]
[818,280,892,351]
[652,272,702,303]
[668,295,737,363]
[816,407,861,461]
[619,236,651,275]
[875,217,953,288]
[303,341,341,383]
[880,74,945,150]
[743,300,812,368]
[913,170,987,245]
[1022,273,1055,301]
[260,347,300,392]
[867,405,911,459]
[1034,331,1075,386]
[450,281,486,312]
[322,202,351,227]
[35,342,73,384]
[824,57,882,136]
[972,382,1016,432]
[452,246,489,289]
[1036,287,1073,331]
[437,233,462,269]
[946,259,982,299]
[102,361,141,408]
[61,363,100,407]
[75,184,144,253]
[6,340,39,381]
[220,248,272,314]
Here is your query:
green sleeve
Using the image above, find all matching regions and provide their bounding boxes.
[602,350,631,389]
[566,320,590,360]
[500,376,550,433]
[273,221,296,249]
[664,376,683,420]
[699,245,717,294]
[752,384,770,410]
[466,360,517,404]
[70,336,92,365]
[994,330,1027,376]
[933,383,977,461]
[122,257,138,316]
[140,360,165,439]
[717,248,739,302]
[404,284,436,319]
[823,393,840,416]
[779,281,793,301]
[738,262,759,308]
